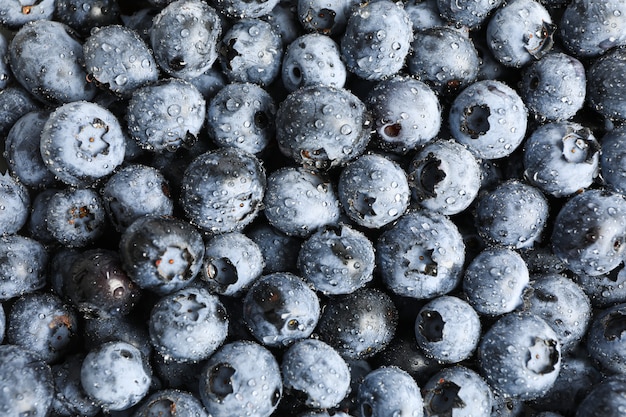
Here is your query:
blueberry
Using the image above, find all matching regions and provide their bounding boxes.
[341,0,413,81]
[449,79,527,160]
[519,52,586,121]
[0,0,55,29]
[80,340,152,411]
[0,172,29,236]
[243,272,320,347]
[275,85,371,170]
[574,374,626,417]
[297,223,375,295]
[486,0,555,68]
[0,86,40,137]
[149,286,228,363]
[119,215,205,295]
[587,47,626,121]
[551,189,626,276]
[200,231,264,297]
[436,0,503,28]
[213,0,280,18]
[478,312,561,400]
[83,25,158,97]
[317,288,398,360]
[26,188,59,244]
[0,302,4,343]
[8,20,97,105]
[0,32,12,90]
[523,121,600,197]
[408,27,480,96]
[51,353,101,417]
[127,78,206,152]
[0,344,54,417]
[601,126,626,195]
[198,340,282,417]
[262,1,303,47]
[475,179,549,248]
[585,302,626,374]
[574,265,626,308]
[40,101,126,187]
[376,210,465,299]
[463,247,530,316]
[247,222,303,274]
[131,389,208,417]
[414,296,481,364]
[4,110,56,189]
[101,164,174,232]
[179,147,266,234]
[281,339,351,409]
[188,66,228,102]
[206,82,276,154]
[338,153,410,229]
[357,366,424,417]
[0,234,48,301]
[54,0,121,38]
[281,33,347,92]
[366,75,441,154]
[150,0,221,80]
[152,352,206,395]
[405,0,447,30]
[297,0,356,36]
[408,139,481,215]
[218,18,283,86]
[82,314,153,360]
[422,366,493,417]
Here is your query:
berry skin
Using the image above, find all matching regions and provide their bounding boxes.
[600,126,626,195]
[131,389,208,417]
[0,172,29,236]
[586,302,626,374]
[575,375,626,417]
[357,367,424,417]
[248,222,303,274]
[0,86,40,137]
[436,0,502,28]
[198,341,282,417]
[51,353,101,417]
[54,0,121,38]
[297,0,356,36]
[587,47,626,121]
[0,234,49,301]
[40,101,126,187]
[149,286,229,363]
[213,0,280,18]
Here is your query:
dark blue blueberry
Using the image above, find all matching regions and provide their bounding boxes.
[206,82,276,154]
[51,353,101,417]
[64,248,141,317]
[80,340,152,411]
[262,1,303,47]
[486,0,555,68]
[45,187,106,247]
[8,20,97,105]
[478,312,561,400]
[40,101,126,187]
[463,247,530,316]
[408,27,480,96]
[281,33,347,92]
[0,344,54,417]
[198,340,282,417]
[523,121,600,197]
[131,389,209,417]
[83,25,158,98]
[218,18,283,86]
[490,391,526,417]
[201,231,264,297]
[4,110,56,189]
[120,6,160,43]
[150,0,222,80]
[341,1,413,81]
[179,147,266,234]
[26,188,58,244]
[356,367,424,417]
[281,339,351,409]
[0,302,4,343]
[297,223,375,295]
[575,375,626,417]
[149,286,228,363]
[0,85,40,137]
[475,179,549,248]
[188,66,227,102]
[422,366,493,417]
[586,302,626,374]
[299,411,351,417]
[263,166,341,237]
[436,0,503,28]
[449,79,528,160]
[0,234,48,301]
[560,0,626,58]
[523,274,591,353]
[601,126,626,195]
[408,139,481,215]
[0,0,55,29]
[367,75,441,154]
[247,222,302,274]
[415,296,481,364]
[519,52,586,121]
[371,336,440,388]
[243,272,320,347]
[574,265,626,308]
[7,292,78,364]
[119,215,205,295]
[376,210,465,299]
[338,153,410,229]
[213,0,280,18]
[102,164,173,233]
[0,172,29,236]
[551,189,626,276]
[82,314,153,360]
[0,32,11,89]
[54,0,120,37]
[317,288,398,360]
[152,352,206,395]
[127,78,206,152]
[404,0,447,31]
[587,47,626,121]
[276,84,371,169]
[297,0,356,36]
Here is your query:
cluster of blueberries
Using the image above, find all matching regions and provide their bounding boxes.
[2,0,626,416]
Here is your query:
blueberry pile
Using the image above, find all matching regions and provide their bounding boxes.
[3,0,626,416]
